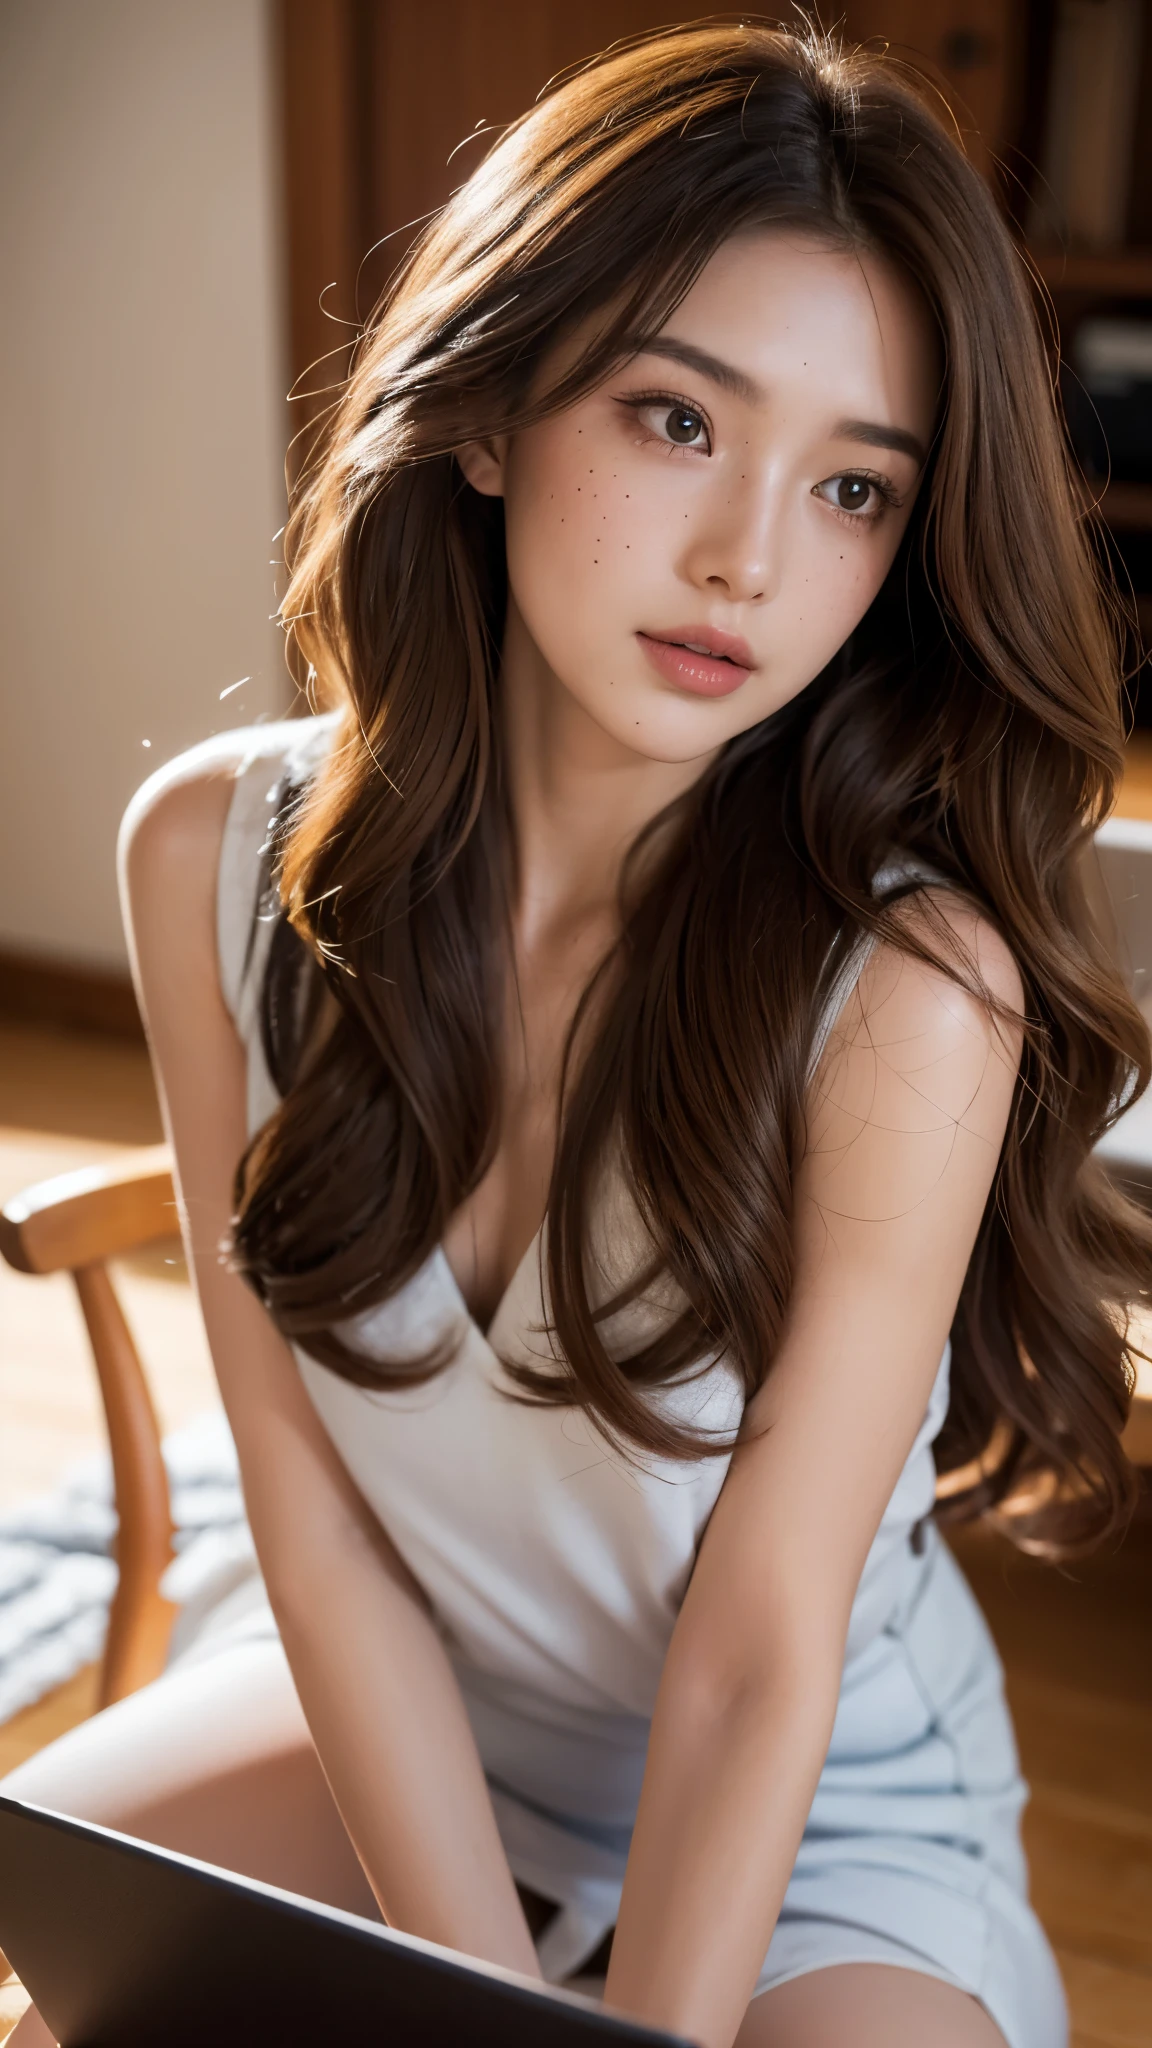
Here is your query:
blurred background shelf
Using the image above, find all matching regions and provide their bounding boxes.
[1097,482,1152,533]
[1031,248,1152,296]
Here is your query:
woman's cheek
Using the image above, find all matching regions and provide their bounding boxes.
[506,487,597,652]
[802,531,892,663]
[508,455,649,644]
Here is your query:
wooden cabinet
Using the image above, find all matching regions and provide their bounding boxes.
[277,0,1022,404]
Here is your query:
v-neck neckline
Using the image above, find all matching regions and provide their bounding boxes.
[434,1224,546,1351]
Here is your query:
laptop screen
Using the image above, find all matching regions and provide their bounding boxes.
[0,1795,692,2047]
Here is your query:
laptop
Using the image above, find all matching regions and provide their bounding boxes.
[0,1794,692,2046]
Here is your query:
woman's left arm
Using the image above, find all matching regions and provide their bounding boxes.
[604,904,1024,2048]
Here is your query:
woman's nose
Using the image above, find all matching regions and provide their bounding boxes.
[679,475,782,605]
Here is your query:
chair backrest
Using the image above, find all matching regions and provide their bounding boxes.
[0,1148,179,1707]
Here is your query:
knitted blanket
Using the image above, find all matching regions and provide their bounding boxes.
[0,1410,254,1722]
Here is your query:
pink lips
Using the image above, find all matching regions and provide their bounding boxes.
[637,626,756,698]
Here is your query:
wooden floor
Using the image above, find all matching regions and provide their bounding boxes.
[1,1008,1151,2044]
[950,1515,1152,2047]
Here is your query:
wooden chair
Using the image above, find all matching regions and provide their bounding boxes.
[0,1147,179,1709]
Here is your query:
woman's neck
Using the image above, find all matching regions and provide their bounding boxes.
[498,598,717,952]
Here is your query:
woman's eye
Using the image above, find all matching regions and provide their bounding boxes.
[626,397,710,450]
[663,405,706,446]
[815,473,889,518]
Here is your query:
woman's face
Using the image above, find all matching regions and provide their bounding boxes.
[457,228,940,766]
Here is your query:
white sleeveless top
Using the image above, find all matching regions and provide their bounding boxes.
[214,716,953,1975]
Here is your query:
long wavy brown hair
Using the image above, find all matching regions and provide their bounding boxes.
[231,18,1151,1548]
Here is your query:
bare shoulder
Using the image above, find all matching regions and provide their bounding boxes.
[811,888,1026,1173]
[829,888,1023,1061]
[888,887,1025,1021]
[118,732,257,924]
[117,732,272,1048]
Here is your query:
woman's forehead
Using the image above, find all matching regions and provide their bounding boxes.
[525,226,940,448]
[652,230,940,437]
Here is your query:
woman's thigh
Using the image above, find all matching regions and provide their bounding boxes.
[0,1637,376,1918]
[735,1963,1009,2047]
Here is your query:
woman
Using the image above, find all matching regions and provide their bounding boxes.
[6,23,1147,2048]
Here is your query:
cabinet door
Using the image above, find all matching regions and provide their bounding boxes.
[280,0,1017,409]
[364,0,1017,235]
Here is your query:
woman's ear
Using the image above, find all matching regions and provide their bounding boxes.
[455,436,508,497]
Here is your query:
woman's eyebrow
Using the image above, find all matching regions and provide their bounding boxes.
[631,339,926,468]
[834,418,926,465]
[636,337,762,405]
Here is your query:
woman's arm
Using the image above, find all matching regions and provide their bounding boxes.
[604,906,1024,2048]
[119,751,540,1976]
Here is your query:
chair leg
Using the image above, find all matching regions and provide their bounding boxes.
[72,1263,176,1706]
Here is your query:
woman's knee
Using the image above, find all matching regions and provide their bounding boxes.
[1,1642,305,1829]
[0,1643,375,1917]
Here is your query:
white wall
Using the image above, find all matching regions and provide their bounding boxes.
[0,0,286,971]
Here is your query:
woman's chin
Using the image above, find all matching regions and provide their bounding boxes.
[572,673,784,767]
[588,697,732,765]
